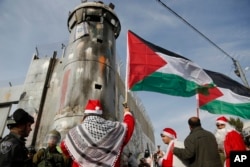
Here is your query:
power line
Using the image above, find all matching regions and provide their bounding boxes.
[156,0,233,60]
[156,0,249,88]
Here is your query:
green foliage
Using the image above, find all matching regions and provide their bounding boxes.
[228,117,243,132]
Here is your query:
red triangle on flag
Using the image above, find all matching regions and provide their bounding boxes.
[198,86,223,107]
[128,31,167,89]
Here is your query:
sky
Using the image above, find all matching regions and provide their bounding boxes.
[1,0,250,149]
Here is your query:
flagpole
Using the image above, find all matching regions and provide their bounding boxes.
[195,94,200,118]
[196,107,199,118]
[124,30,129,106]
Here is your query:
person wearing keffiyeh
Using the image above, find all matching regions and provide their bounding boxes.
[60,99,135,167]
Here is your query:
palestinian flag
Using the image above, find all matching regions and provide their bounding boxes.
[126,30,214,97]
[199,70,250,119]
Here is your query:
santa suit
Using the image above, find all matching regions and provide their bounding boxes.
[158,140,187,167]
[60,112,135,167]
[223,130,246,167]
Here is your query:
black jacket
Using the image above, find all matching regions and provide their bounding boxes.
[0,132,31,167]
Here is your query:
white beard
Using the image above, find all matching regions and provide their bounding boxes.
[215,128,227,150]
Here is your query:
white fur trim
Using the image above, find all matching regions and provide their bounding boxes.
[161,131,175,139]
[124,112,132,116]
[216,120,226,124]
[84,109,102,115]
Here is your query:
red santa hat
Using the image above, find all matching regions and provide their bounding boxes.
[84,99,103,115]
[161,128,177,139]
[216,116,228,125]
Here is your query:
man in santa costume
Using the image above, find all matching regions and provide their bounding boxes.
[157,128,187,167]
[214,116,246,167]
[60,99,135,167]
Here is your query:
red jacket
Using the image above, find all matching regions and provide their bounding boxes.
[224,130,246,167]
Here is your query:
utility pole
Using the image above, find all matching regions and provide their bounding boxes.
[233,58,250,88]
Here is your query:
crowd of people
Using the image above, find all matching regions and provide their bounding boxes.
[0,101,249,167]
[0,99,134,167]
[154,116,248,167]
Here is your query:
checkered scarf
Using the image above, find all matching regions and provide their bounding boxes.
[64,115,126,167]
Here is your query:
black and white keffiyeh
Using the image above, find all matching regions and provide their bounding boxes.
[64,115,127,167]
